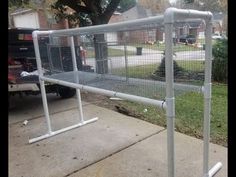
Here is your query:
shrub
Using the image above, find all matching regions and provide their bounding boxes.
[153,53,184,78]
[212,39,228,83]
[157,57,183,77]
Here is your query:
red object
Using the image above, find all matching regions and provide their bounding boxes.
[8,57,15,65]
[80,50,87,64]
[8,72,16,83]
[8,74,15,80]
[8,57,22,83]
[24,34,33,41]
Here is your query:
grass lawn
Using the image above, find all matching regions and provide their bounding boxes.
[197,38,218,45]
[133,43,201,52]
[175,83,227,146]
[176,60,204,71]
[111,62,227,146]
[112,64,158,79]
[112,60,205,78]
[133,39,218,52]
[86,47,134,58]
[116,83,227,147]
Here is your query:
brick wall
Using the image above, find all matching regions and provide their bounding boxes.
[109,13,123,24]
[37,9,68,30]
[156,28,163,41]
[38,10,48,29]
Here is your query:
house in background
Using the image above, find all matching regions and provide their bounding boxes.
[174,20,205,39]
[108,4,206,44]
[105,11,123,43]
[10,6,226,44]
[174,12,225,40]
[10,8,69,30]
[9,8,81,46]
[108,4,164,44]
[108,5,226,44]
[212,12,225,35]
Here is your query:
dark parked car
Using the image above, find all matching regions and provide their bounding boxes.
[179,34,196,44]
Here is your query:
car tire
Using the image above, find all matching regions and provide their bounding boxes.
[58,86,76,99]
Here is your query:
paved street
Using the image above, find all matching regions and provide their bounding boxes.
[85,46,205,70]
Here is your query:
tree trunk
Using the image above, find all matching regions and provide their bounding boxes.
[94,34,108,74]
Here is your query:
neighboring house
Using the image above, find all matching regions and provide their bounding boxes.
[105,11,122,44]
[175,12,225,40]
[108,5,226,43]
[121,4,158,43]
[108,4,163,44]
[175,20,205,39]
[10,8,69,30]
[212,12,224,35]
[10,8,74,47]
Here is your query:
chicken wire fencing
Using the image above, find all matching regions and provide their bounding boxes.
[32,8,222,177]
[39,21,205,101]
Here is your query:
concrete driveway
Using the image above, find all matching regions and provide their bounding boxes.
[9,95,227,177]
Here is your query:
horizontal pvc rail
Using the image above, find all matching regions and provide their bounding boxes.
[32,16,164,38]
[29,117,98,143]
[51,15,164,36]
[41,76,166,108]
[164,7,212,24]
[32,9,210,37]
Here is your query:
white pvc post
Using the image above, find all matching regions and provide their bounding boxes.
[201,12,222,177]
[70,36,84,123]
[124,40,129,82]
[202,19,212,177]
[202,16,223,177]
[164,17,175,177]
[32,31,53,134]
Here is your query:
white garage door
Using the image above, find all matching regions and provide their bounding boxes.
[13,12,40,28]
[106,32,118,43]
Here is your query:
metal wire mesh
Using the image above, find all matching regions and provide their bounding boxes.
[38,20,206,100]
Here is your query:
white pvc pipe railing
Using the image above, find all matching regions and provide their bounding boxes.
[163,7,222,177]
[207,162,223,177]
[202,14,223,177]
[32,32,53,135]
[29,118,98,144]
[164,17,175,177]
[41,76,166,108]
[31,7,222,177]
[69,36,85,123]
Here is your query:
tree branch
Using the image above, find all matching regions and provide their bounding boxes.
[55,0,92,13]
[101,0,121,23]
[82,0,102,14]
[53,0,122,26]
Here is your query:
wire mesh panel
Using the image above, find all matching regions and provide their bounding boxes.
[37,20,205,101]
[172,20,205,86]
[32,8,223,177]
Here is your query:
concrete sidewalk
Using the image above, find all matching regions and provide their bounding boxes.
[9,96,227,177]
